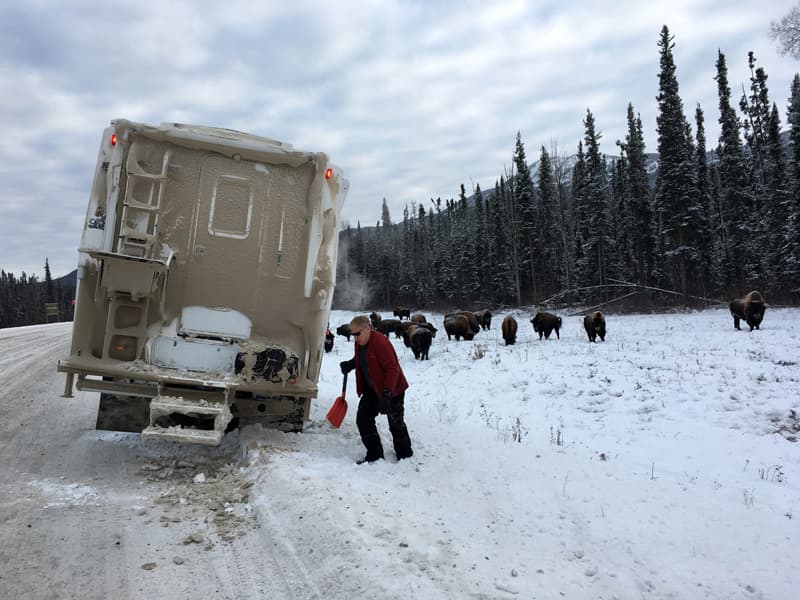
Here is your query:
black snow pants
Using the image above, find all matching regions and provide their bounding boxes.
[356,389,413,461]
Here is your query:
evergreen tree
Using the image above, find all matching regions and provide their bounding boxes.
[763,102,790,294]
[579,109,611,293]
[608,153,631,283]
[785,74,800,291]
[571,141,590,291]
[512,132,536,301]
[693,105,714,296]
[549,144,575,292]
[654,25,697,298]
[473,184,490,300]
[535,146,561,299]
[619,103,654,287]
[44,258,55,304]
[715,49,750,291]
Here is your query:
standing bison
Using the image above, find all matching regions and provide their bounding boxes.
[730,290,766,331]
[447,310,480,336]
[376,318,403,338]
[501,315,518,345]
[530,311,562,340]
[393,306,411,320]
[410,326,433,360]
[583,311,606,342]
[475,309,493,331]
[444,314,475,341]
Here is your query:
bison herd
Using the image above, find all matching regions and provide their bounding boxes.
[330,291,766,360]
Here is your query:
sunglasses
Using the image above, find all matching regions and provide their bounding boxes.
[351,329,368,337]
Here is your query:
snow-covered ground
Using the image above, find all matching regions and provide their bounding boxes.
[1,307,798,599]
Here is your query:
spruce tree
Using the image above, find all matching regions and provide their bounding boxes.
[512,132,536,301]
[498,176,521,304]
[473,183,489,300]
[536,146,561,299]
[608,154,631,283]
[619,103,654,288]
[654,25,697,298]
[44,258,55,304]
[715,49,750,291]
[571,141,590,292]
[693,105,714,296]
[580,109,611,293]
[785,74,800,290]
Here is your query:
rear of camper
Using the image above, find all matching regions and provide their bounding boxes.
[57,119,348,445]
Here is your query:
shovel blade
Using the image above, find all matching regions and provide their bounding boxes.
[326,396,348,428]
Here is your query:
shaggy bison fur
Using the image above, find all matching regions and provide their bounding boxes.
[445,310,480,335]
[475,309,492,330]
[730,290,766,331]
[393,306,411,320]
[336,323,353,341]
[501,315,518,345]
[401,321,437,342]
[531,311,562,340]
[583,311,606,342]
[410,326,433,360]
[444,314,475,341]
[376,318,404,338]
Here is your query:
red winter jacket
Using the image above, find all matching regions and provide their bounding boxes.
[351,331,409,398]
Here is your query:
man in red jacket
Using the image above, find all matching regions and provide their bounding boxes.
[340,315,414,463]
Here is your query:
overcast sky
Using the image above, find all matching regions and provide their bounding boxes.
[1,0,798,278]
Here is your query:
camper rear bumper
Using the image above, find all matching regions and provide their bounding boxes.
[57,357,317,399]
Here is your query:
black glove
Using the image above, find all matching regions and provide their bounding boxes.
[340,360,354,375]
[378,389,392,414]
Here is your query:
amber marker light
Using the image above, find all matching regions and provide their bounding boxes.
[325,168,333,179]
[110,133,117,146]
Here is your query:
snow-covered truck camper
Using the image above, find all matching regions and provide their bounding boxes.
[57,119,348,445]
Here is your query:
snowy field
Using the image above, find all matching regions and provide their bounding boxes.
[1,307,799,599]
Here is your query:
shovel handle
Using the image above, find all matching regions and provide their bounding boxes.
[341,372,348,398]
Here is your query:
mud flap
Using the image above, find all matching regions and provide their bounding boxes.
[141,396,232,446]
[96,393,151,433]
[233,396,307,433]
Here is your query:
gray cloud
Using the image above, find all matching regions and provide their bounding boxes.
[1,0,797,277]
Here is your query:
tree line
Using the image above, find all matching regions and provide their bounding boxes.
[334,26,800,311]
[0,260,75,329]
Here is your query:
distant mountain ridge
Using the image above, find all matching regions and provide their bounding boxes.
[54,269,77,288]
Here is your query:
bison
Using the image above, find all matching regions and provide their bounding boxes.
[401,320,437,345]
[393,306,411,320]
[411,313,427,324]
[410,327,433,360]
[444,314,475,341]
[730,290,766,331]
[324,327,334,352]
[336,323,353,341]
[583,311,606,342]
[531,311,562,340]
[475,309,492,331]
[369,311,382,328]
[501,315,518,345]
[445,310,480,336]
[375,318,404,338]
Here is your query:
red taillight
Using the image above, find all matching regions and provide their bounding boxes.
[325,168,333,179]
[110,133,117,146]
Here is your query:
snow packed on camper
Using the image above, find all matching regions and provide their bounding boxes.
[1,307,798,599]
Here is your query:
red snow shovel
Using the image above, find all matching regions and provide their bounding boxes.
[326,373,348,428]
